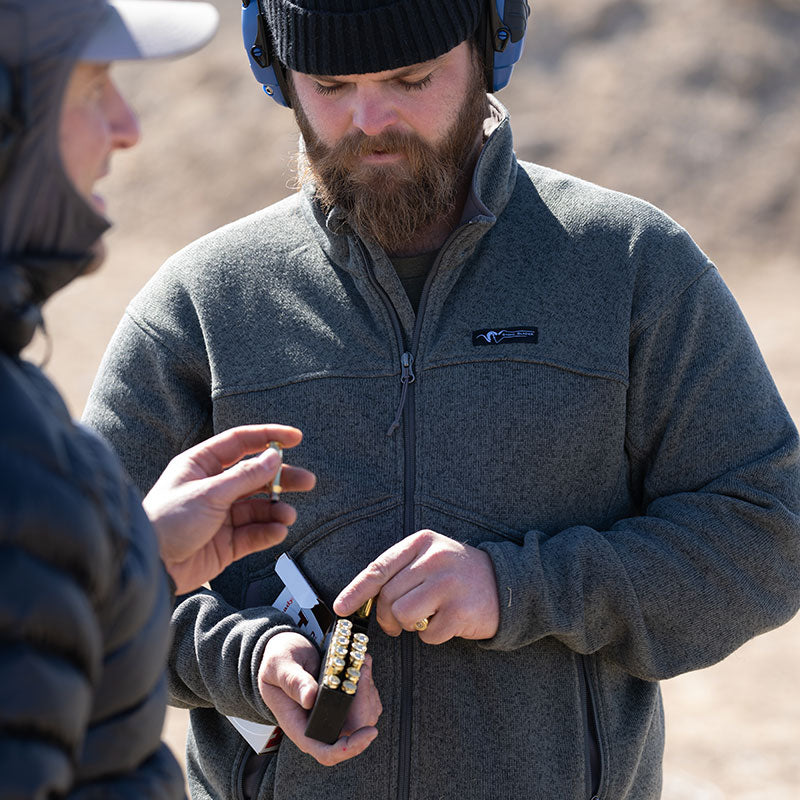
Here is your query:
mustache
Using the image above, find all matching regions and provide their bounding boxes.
[316,128,429,169]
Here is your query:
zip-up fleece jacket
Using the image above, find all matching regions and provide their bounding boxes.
[83,101,800,800]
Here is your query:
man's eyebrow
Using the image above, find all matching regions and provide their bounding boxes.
[382,55,447,80]
[307,54,447,83]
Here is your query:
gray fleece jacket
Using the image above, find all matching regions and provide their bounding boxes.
[84,101,800,800]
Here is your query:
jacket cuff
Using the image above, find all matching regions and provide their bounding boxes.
[246,624,324,723]
[476,536,546,652]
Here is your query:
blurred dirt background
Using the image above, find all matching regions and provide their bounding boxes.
[28,0,799,796]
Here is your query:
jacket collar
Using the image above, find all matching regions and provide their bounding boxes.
[298,95,518,274]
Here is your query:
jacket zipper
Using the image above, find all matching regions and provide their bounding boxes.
[578,654,604,799]
[356,226,470,800]
[387,352,415,436]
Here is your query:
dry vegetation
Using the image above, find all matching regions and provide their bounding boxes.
[33,0,800,796]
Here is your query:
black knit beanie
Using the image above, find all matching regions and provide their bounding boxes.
[259,0,484,76]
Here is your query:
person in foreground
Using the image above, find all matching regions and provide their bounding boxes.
[84,0,800,798]
[0,1,315,797]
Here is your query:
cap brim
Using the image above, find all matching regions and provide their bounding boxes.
[80,0,219,62]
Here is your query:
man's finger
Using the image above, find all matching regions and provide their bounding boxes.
[204,451,316,508]
[230,498,297,528]
[188,424,304,474]
[229,523,290,563]
[263,683,378,767]
[342,656,382,733]
[334,538,422,616]
[322,727,378,766]
[370,566,430,636]
[276,465,317,493]
[268,659,318,710]
[203,447,282,506]
[227,463,317,501]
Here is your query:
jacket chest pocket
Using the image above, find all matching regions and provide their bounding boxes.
[416,359,628,533]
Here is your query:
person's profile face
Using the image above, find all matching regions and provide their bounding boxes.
[58,61,140,219]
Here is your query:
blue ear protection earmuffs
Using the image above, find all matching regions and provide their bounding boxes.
[240,0,291,107]
[478,0,530,93]
[241,0,530,109]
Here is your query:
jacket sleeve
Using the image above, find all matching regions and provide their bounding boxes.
[479,266,800,680]
[0,466,103,799]
[168,590,300,723]
[83,307,214,494]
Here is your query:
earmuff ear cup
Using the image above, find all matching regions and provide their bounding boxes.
[484,0,530,93]
[241,0,291,107]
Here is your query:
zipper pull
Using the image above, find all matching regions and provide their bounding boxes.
[386,352,416,437]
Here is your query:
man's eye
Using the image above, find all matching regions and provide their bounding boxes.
[314,82,343,96]
[400,74,433,92]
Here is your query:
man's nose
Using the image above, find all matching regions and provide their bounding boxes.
[350,87,397,137]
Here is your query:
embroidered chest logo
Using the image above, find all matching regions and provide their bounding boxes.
[472,327,539,346]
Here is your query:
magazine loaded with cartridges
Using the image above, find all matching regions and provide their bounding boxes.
[226,552,374,749]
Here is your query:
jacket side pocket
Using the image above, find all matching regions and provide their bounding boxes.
[578,654,604,799]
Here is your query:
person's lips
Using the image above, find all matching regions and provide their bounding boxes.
[90,192,107,214]
[90,169,110,214]
[360,151,405,165]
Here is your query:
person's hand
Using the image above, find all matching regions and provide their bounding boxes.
[143,424,316,594]
[334,530,500,644]
[258,632,382,766]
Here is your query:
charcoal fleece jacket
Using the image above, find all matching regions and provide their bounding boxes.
[83,99,800,800]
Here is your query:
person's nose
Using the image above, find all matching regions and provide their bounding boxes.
[350,86,398,137]
[106,80,141,151]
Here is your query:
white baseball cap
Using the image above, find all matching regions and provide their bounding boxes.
[80,0,219,62]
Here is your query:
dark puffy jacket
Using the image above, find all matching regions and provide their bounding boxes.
[0,351,185,799]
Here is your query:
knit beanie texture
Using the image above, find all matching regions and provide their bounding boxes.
[260,0,483,75]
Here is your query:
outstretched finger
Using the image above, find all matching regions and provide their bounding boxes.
[188,424,304,475]
[333,538,421,617]
[276,464,317,494]
[203,446,284,507]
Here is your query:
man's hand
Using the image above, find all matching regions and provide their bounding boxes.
[334,530,500,644]
[143,424,316,594]
[258,632,382,766]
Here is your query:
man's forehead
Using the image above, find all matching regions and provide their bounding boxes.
[303,52,451,84]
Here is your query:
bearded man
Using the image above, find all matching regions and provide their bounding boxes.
[83,1,800,799]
